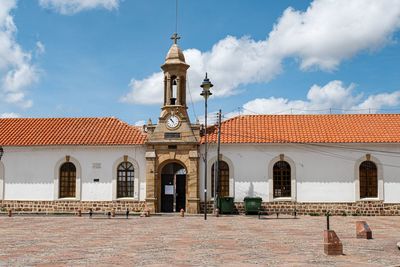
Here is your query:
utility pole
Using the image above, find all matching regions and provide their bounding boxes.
[214,110,222,212]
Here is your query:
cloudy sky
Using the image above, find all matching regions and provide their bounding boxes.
[1,0,400,124]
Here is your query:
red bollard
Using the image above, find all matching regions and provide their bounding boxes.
[8,209,12,217]
[111,209,116,218]
[77,209,82,217]
[180,209,185,217]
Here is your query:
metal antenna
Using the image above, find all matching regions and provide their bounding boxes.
[175,0,179,34]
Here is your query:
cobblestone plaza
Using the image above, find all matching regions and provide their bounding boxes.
[0,215,399,266]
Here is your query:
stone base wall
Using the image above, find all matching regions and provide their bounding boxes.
[1,200,400,215]
[0,200,146,214]
[200,201,400,216]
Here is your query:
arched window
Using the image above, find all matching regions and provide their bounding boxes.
[59,162,76,198]
[117,161,135,198]
[273,161,291,198]
[359,161,377,198]
[211,161,229,197]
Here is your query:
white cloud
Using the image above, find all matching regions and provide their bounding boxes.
[35,41,45,55]
[122,0,400,105]
[38,0,120,15]
[0,112,20,118]
[231,81,400,116]
[134,120,146,127]
[0,0,39,108]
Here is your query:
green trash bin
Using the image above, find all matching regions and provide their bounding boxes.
[244,197,262,215]
[218,197,234,214]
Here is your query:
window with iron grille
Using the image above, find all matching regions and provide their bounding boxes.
[117,161,135,198]
[211,161,229,197]
[359,161,377,198]
[59,162,76,198]
[273,161,291,198]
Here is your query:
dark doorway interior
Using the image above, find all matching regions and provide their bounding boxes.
[161,163,186,212]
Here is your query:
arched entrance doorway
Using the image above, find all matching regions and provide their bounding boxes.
[160,162,186,212]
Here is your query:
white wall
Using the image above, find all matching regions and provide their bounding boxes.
[2,142,399,203]
[200,143,400,203]
[1,146,146,201]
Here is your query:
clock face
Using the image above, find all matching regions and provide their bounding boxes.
[166,115,180,129]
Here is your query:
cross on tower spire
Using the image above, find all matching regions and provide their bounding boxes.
[171,32,181,44]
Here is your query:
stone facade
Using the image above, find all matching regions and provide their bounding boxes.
[0,200,146,213]
[145,37,201,214]
[1,200,400,215]
[145,145,200,214]
[200,201,400,216]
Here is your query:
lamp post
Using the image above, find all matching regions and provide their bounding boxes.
[0,146,4,161]
[200,73,213,220]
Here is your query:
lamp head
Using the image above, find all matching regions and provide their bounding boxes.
[200,73,213,99]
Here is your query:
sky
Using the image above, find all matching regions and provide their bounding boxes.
[1,0,400,125]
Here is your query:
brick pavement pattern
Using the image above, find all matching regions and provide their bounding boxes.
[0,215,399,266]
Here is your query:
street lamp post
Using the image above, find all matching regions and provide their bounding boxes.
[200,73,213,220]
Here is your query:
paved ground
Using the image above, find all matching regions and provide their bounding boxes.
[0,214,399,266]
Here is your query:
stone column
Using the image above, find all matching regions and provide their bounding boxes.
[145,150,157,213]
[176,77,181,105]
[166,75,171,105]
[187,150,200,214]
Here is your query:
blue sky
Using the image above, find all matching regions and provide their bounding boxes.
[1,0,400,125]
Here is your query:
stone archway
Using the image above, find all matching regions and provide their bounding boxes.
[145,149,200,214]
[159,162,187,212]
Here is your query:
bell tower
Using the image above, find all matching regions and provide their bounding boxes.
[145,34,201,214]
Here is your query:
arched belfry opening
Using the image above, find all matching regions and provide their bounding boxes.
[160,162,187,212]
[170,75,178,105]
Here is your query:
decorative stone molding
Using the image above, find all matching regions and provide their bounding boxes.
[268,155,297,202]
[354,155,384,201]
[54,156,82,200]
[112,156,140,201]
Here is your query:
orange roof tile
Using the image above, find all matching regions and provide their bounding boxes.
[205,114,400,144]
[0,117,146,146]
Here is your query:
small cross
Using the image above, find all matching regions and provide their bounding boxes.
[171,33,181,44]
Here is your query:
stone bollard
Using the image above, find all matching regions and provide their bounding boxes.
[141,208,150,217]
[77,209,82,217]
[397,241,400,250]
[8,209,12,217]
[324,230,343,255]
[356,221,372,239]
[215,208,220,217]
[145,208,150,217]
[180,209,185,217]
[111,209,116,218]
[89,208,93,218]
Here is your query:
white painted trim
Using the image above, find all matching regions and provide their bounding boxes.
[112,156,140,201]
[268,155,297,202]
[54,156,82,200]
[207,155,235,200]
[0,161,4,200]
[354,155,384,201]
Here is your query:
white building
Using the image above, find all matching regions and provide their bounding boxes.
[1,37,399,215]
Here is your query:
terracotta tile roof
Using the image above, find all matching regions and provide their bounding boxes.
[205,114,400,144]
[0,117,146,146]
